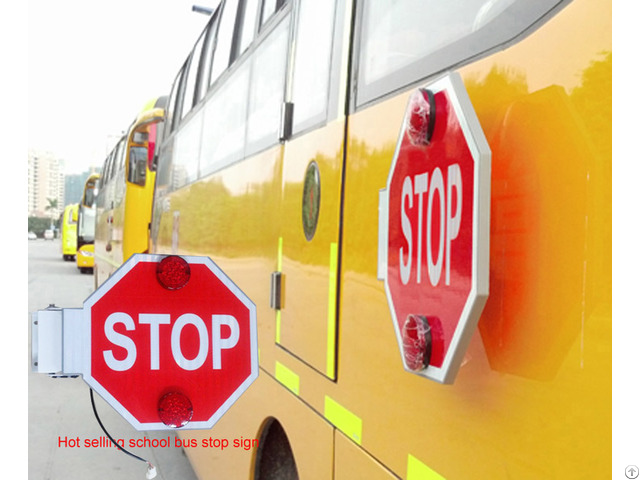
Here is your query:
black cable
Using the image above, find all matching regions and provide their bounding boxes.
[89,388,153,467]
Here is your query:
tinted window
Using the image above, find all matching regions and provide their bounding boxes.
[210,0,241,85]
[238,0,260,55]
[181,31,207,119]
[290,0,336,133]
[246,15,290,151]
[357,0,570,106]
[200,61,250,176]
[101,150,114,184]
[260,0,286,28]
[198,10,221,99]
[167,65,187,133]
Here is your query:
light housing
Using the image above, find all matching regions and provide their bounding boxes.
[156,255,191,290]
[406,88,436,146]
[157,391,193,428]
[401,314,432,371]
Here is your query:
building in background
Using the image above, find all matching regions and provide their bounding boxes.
[28,149,65,219]
[65,168,101,206]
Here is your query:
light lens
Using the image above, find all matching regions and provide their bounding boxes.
[156,255,190,290]
[402,314,432,371]
[157,391,193,428]
[406,88,435,146]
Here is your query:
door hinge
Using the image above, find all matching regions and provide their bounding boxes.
[279,102,294,142]
[270,271,283,310]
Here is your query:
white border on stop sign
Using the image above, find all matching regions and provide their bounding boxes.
[379,72,491,384]
[79,253,259,431]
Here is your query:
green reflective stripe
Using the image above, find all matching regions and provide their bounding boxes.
[324,396,362,445]
[275,310,281,344]
[326,242,338,377]
[407,454,446,480]
[275,361,299,395]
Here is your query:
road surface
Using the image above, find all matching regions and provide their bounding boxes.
[28,238,199,480]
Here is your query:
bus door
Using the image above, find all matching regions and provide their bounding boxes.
[275,0,350,379]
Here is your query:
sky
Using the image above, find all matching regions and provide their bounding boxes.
[28,0,218,175]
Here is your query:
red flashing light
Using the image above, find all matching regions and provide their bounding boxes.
[402,315,432,371]
[406,88,436,146]
[156,256,190,290]
[157,391,193,428]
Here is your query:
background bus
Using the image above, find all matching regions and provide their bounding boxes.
[94,97,166,288]
[77,173,99,274]
[149,0,611,478]
[61,203,78,261]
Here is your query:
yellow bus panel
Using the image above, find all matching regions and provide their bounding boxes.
[148,0,611,478]
[61,203,78,261]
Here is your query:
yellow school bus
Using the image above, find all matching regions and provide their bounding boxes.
[61,203,78,261]
[149,0,611,478]
[94,97,166,288]
[77,173,100,274]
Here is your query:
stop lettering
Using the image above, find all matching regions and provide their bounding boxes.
[398,163,462,287]
[82,254,258,430]
[381,73,490,384]
[103,313,240,371]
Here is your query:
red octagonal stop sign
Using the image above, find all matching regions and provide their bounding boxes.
[380,73,491,384]
[81,254,258,430]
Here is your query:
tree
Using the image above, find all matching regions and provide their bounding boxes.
[45,197,59,228]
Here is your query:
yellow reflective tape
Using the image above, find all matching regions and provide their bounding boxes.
[407,454,446,480]
[324,396,362,445]
[275,361,300,395]
[326,242,338,377]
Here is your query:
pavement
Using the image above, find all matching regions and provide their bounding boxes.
[27,239,200,480]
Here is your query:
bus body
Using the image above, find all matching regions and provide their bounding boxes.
[77,174,100,274]
[150,0,611,478]
[94,97,166,288]
[61,203,78,261]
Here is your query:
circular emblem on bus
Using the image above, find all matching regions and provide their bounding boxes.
[302,161,321,241]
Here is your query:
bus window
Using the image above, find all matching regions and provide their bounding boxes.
[290,0,337,134]
[356,0,568,107]
[100,150,114,188]
[238,0,260,56]
[259,0,286,29]
[246,14,290,152]
[109,139,125,181]
[200,60,250,176]
[82,181,97,207]
[111,139,126,204]
[128,146,148,186]
[167,63,187,133]
[181,30,207,121]
[77,173,100,274]
[210,0,241,86]
[197,8,221,100]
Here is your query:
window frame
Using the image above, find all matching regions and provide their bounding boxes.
[167,63,188,134]
[180,29,209,122]
[287,0,340,137]
[351,0,573,110]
